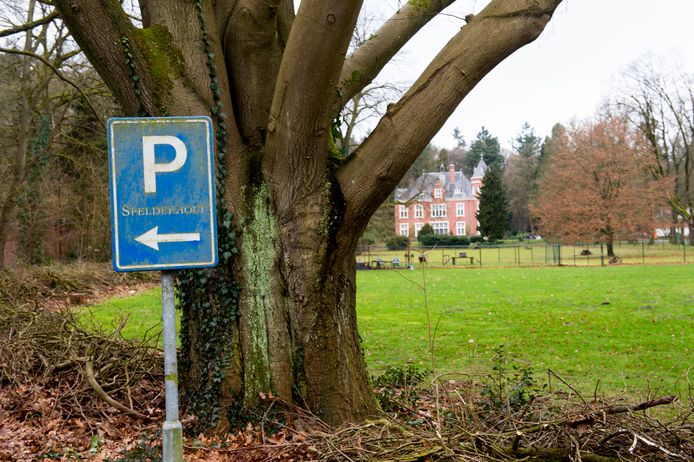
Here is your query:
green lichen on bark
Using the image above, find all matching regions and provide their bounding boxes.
[239,184,278,403]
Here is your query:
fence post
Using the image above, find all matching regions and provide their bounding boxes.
[558,243,562,266]
[600,242,605,267]
[479,247,482,266]
[684,242,687,263]
[573,244,577,266]
[642,241,645,265]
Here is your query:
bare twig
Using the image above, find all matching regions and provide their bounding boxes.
[548,368,587,405]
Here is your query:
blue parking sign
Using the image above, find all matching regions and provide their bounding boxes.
[108,117,218,271]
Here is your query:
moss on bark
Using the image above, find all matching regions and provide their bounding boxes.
[131,25,186,112]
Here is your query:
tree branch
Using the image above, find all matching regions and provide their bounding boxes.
[85,360,150,420]
[0,10,59,39]
[52,0,154,116]
[337,0,562,232]
[263,0,362,215]
[0,46,105,128]
[222,0,285,148]
[338,0,456,106]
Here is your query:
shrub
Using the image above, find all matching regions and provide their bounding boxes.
[386,235,409,250]
[373,364,427,413]
[419,234,470,247]
[480,344,543,412]
[417,224,434,240]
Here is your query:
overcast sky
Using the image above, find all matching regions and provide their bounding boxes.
[366,0,694,151]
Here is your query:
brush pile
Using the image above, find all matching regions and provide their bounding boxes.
[0,264,161,459]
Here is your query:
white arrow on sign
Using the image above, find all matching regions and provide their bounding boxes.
[135,226,200,251]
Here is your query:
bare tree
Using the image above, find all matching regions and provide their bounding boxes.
[0,0,48,266]
[617,58,694,243]
[50,0,563,427]
[0,0,112,266]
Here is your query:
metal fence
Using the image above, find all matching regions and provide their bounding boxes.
[355,241,691,269]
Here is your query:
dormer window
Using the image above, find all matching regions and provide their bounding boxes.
[434,188,442,199]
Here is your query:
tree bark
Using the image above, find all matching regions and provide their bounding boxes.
[54,0,562,428]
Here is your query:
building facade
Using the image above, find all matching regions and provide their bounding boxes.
[394,160,487,238]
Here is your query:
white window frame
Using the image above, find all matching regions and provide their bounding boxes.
[414,204,424,218]
[456,221,466,236]
[431,203,447,218]
[414,223,424,236]
[434,188,442,199]
[399,205,409,219]
[431,221,449,235]
[456,203,465,217]
[399,223,409,236]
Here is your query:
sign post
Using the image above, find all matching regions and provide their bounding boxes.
[108,116,218,462]
[161,271,182,461]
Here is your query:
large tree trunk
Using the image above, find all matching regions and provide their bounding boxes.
[54,0,562,428]
[179,182,376,429]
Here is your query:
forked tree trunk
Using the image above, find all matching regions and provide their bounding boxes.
[54,0,562,428]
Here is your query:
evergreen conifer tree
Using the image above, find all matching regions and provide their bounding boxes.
[477,165,509,240]
[463,127,503,176]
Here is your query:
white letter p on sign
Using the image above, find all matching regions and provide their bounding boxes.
[142,135,187,193]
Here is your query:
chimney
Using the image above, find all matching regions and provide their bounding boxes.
[447,163,456,186]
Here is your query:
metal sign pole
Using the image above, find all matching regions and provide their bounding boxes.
[161,270,183,461]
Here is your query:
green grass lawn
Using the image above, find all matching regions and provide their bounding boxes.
[357,265,693,398]
[78,287,167,346]
[81,264,694,399]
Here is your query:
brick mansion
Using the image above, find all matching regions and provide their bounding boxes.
[394,160,487,238]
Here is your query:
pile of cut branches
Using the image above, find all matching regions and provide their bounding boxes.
[303,378,693,461]
[0,303,163,458]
